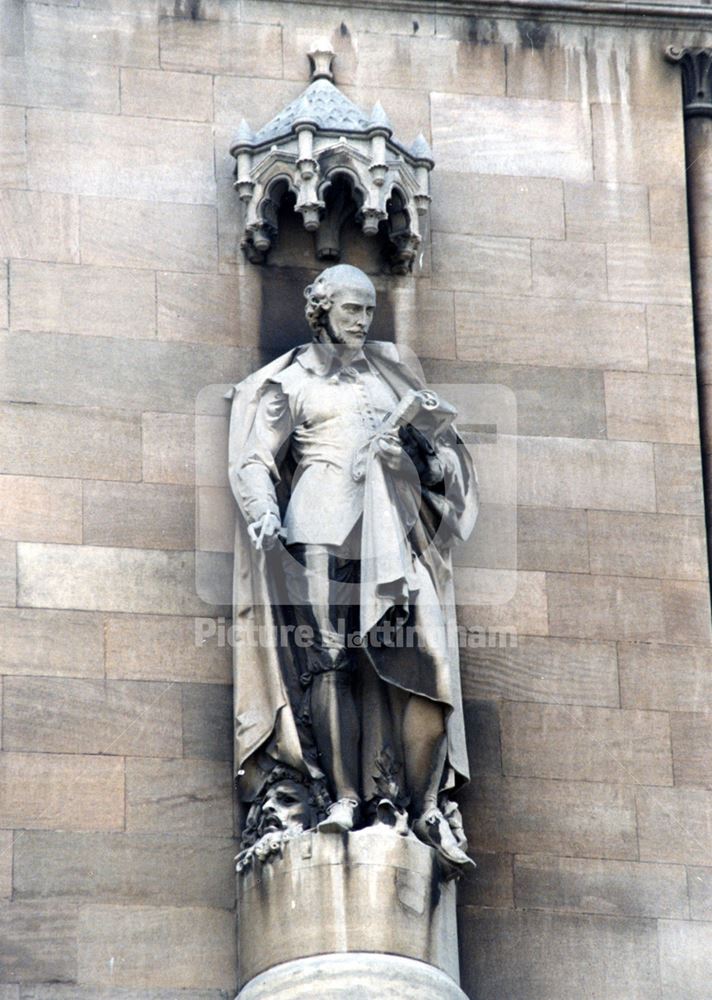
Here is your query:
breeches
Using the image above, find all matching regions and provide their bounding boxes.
[282,543,360,687]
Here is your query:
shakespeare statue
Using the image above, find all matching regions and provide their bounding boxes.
[227,264,478,879]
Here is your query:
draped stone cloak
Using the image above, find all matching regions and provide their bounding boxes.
[226,341,479,804]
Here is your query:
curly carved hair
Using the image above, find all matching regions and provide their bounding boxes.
[304,264,376,343]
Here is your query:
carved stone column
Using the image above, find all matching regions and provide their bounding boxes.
[666,46,712,580]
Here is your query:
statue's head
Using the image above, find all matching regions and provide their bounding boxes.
[304,264,376,349]
[257,778,315,836]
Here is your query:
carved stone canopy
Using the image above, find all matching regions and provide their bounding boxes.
[230,41,434,274]
[666,46,712,119]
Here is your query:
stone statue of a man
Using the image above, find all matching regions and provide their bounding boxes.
[227,264,478,874]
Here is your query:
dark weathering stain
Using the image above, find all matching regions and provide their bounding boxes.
[517,18,550,49]
[340,21,350,37]
[174,0,201,18]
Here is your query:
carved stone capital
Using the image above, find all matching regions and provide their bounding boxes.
[666,46,712,118]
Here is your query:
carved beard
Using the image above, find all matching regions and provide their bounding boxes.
[322,314,367,349]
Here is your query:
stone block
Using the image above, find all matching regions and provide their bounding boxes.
[240,0,435,33]
[460,774,638,858]
[0,191,79,263]
[647,305,696,376]
[10,261,155,339]
[25,5,158,68]
[430,172,564,240]
[0,106,26,187]
[659,920,712,1000]
[142,412,195,485]
[182,683,233,761]
[106,614,231,684]
[432,93,592,181]
[460,635,619,706]
[587,511,707,580]
[637,786,712,864]
[284,29,506,96]
[514,855,688,918]
[0,0,24,58]
[655,443,706,516]
[431,233,531,294]
[83,481,195,550]
[459,908,660,1000]
[1,331,252,414]
[0,57,120,113]
[0,608,104,679]
[455,293,647,370]
[0,901,78,984]
[389,284,456,361]
[197,486,235,553]
[457,852,513,909]
[670,712,712,788]
[157,272,242,345]
[463,699,502,776]
[688,868,712,920]
[0,831,11,899]
[501,702,673,785]
[607,244,691,306]
[517,507,589,573]
[17,542,220,616]
[650,184,690,248]
[213,74,302,125]
[0,475,82,544]
[619,643,712,712]
[518,437,656,511]
[341,83,432,145]
[121,67,213,120]
[2,677,182,757]
[159,17,282,76]
[505,37,584,101]
[548,573,712,644]
[13,831,235,909]
[0,259,7,328]
[0,751,124,831]
[193,409,229,489]
[420,359,607,439]
[452,501,516,571]
[0,539,16,606]
[531,239,607,300]
[592,104,685,186]
[456,568,549,636]
[125,758,233,835]
[28,109,215,204]
[605,373,699,445]
[20,990,226,1000]
[80,196,217,271]
[0,402,141,481]
[564,181,650,245]
[77,904,236,989]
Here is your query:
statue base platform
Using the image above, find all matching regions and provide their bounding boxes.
[235,953,468,999]
[236,826,462,992]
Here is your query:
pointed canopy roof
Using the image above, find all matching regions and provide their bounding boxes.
[233,77,411,156]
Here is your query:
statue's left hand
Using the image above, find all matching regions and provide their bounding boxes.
[376,430,407,471]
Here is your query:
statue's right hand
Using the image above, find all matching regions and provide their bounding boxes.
[248,512,283,551]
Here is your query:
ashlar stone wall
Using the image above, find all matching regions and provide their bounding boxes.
[1,1,711,997]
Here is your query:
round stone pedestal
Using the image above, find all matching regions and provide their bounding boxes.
[236,826,462,993]
[236,953,468,999]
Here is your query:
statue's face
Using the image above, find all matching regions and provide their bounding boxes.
[325,282,376,348]
[259,780,312,834]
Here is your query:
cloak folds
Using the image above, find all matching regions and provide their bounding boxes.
[227,341,479,804]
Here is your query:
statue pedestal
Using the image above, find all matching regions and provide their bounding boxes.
[236,826,463,996]
[236,953,467,999]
